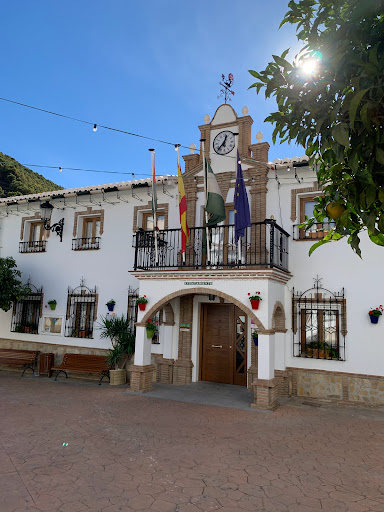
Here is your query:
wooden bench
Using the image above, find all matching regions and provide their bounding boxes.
[52,353,111,385]
[0,348,39,376]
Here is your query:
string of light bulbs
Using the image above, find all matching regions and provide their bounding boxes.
[0,96,310,169]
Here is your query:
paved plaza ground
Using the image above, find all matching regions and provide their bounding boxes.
[0,375,384,512]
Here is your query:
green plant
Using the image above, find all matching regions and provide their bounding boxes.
[146,319,157,338]
[136,296,148,305]
[14,324,23,333]
[98,315,135,370]
[48,300,57,306]
[249,0,384,256]
[0,257,31,312]
[248,292,262,301]
[106,299,116,306]
[369,305,383,316]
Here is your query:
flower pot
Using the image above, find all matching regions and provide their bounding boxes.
[250,300,260,310]
[370,315,379,324]
[107,304,115,312]
[109,369,126,385]
[146,328,156,338]
[49,304,56,311]
[252,335,258,347]
[138,303,147,311]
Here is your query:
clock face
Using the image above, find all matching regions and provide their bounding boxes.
[213,130,236,155]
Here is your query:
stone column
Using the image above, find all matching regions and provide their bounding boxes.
[157,324,174,384]
[130,326,155,392]
[173,295,194,385]
[252,334,279,410]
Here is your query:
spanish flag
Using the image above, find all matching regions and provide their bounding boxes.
[176,146,189,254]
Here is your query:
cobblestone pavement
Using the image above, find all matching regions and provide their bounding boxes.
[0,375,384,512]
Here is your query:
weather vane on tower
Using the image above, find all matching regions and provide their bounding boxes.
[218,73,235,104]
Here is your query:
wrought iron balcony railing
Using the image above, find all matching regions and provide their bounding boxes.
[134,220,289,272]
[19,241,46,253]
[72,237,101,251]
[293,222,335,240]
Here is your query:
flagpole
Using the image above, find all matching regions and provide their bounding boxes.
[201,138,211,265]
[235,136,241,266]
[176,145,186,265]
[149,149,158,266]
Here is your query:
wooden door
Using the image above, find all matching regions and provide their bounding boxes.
[201,304,247,386]
[201,304,233,384]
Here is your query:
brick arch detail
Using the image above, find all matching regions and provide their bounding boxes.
[272,301,287,332]
[163,302,175,326]
[136,288,266,331]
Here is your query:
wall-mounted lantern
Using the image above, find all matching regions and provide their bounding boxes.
[40,201,64,242]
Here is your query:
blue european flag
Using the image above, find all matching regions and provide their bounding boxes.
[234,150,251,243]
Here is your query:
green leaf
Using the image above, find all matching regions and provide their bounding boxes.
[360,103,370,131]
[376,147,384,165]
[378,214,384,233]
[332,123,349,147]
[272,55,293,70]
[369,232,384,246]
[379,188,384,204]
[308,238,330,256]
[365,186,377,208]
[349,88,370,130]
[248,70,261,79]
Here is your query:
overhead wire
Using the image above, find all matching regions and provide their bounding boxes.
[0,96,310,167]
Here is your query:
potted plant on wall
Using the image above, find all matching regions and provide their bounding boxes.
[369,305,383,324]
[98,315,135,385]
[106,299,116,312]
[248,292,262,310]
[136,295,148,311]
[251,331,258,346]
[48,299,57,311]
[146,319,157,339]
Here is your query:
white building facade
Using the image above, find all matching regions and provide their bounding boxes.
[0,103,383,409]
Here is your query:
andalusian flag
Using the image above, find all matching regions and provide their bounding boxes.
[176,146,189,253]
[150,149,157,229]
[205,159,226,226]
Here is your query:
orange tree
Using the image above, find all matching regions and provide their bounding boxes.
[0,257,30,312]
[249,0,384,256]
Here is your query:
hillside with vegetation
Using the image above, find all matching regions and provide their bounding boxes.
[0,152,62,198]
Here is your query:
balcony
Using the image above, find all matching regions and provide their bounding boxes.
[293,222,335,241]
[134,220,289,272]
[19,241,46,253]
[72,237,101,251]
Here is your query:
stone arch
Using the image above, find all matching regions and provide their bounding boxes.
[272,301,286,332]
[136,287,266,332]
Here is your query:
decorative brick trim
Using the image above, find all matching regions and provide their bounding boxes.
[290,183,322,222]
[130,364,155,392]
[136,288,266,332]
[163,303,175,326]
[251,377,279,410]
[20,212,50,240]
[73,207,104,237]
[132,201,168,232]
[272,301,286,332]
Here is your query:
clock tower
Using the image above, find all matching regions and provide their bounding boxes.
[182,104,270,229]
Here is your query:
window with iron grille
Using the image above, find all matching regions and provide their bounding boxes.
[65,282,97,339]
[11,285,43,334]
[292,277,346,361]
[127,287,138,334]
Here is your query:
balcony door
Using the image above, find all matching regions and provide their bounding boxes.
[200,304,247,386]
[207,205,239,267]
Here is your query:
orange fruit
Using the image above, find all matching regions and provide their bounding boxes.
[326,202,346,219]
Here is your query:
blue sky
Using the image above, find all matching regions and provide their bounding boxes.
[0,0,303,189]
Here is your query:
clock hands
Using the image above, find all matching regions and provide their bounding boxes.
[219,135,227,151]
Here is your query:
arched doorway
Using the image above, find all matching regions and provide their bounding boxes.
[137,288,265,388]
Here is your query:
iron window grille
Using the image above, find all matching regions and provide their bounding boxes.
[292,277,346,361]
[127,287,138,334]
[65,282,97,339]
[11,284,43,334]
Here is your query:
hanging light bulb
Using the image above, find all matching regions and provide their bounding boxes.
[287,166,291,172]
[59,167,62,172]
[93,124,97,132]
